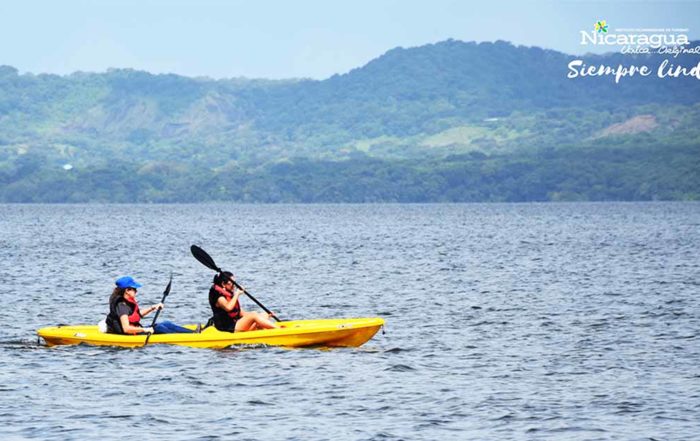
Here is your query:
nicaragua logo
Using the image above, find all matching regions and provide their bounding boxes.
[595,20,608,33]
[581,20,689,48]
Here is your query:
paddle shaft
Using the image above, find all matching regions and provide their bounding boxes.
[233,280,280,322]
[148,291,169,327]
[144,277,172,346]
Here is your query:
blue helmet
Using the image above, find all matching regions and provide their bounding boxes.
[115,276,142,289]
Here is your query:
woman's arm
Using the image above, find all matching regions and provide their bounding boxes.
[235,287,245,313]
[216,290,242,312]
[119,314,153,334]
[139,303,164,318]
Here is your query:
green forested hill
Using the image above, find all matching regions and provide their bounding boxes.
[1,40,699,202]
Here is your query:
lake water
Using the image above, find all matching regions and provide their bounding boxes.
[1,203,699,440]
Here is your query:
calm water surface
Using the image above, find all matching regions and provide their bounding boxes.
[1,203,699,440]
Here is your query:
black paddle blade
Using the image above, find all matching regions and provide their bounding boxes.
[191,245,221,272]
[163,273,173,297]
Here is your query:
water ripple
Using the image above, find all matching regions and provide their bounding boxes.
[1,202,699,440]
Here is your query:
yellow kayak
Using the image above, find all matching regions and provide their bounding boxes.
[37,317,384,349]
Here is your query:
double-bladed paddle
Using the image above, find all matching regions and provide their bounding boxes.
[190,245,280,322]
[144,273,172,346]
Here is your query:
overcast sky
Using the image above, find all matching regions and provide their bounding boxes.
[1,0,698,79]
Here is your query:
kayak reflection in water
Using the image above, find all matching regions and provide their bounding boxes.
[208,271,279,332]
[105,276,196,335]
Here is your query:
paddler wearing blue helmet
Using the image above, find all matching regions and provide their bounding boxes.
[105,276,196,335]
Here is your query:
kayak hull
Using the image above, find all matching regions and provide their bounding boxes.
[37,317,384,349]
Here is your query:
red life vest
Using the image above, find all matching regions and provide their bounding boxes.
[212,284,241,318]
[106,294,142,334]
[122,296,142,325]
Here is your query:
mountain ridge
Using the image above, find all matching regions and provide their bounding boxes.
[0,39,698,202]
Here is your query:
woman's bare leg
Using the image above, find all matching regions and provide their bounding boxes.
[235,312,278,332]
[250,312,278,329]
